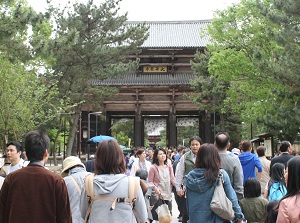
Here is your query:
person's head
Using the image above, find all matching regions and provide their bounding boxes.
[244,178,261,198]
[285,156,300,195]
[279,141,291,153]
[135,148,146,161]
[265,200,279,223]
[256,146,266,157]
[270,163,286,184]
[152,147,167,165]
[6,141,23,164]
[94,140,126,175]
[177,145,186,157]
[239,140,252,152]
[147,148,154,158]
[61,156,86,177]
[135,169,148,181]
[214,132,230,151]
[195,143,220,181]
[25,130,50,163]
[189,136,202,155]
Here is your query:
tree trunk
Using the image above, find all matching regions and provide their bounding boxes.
[66,108,80,157]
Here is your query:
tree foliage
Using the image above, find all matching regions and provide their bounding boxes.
[39,0,149,155]
[0,0,60,150]
[191,0,300,143]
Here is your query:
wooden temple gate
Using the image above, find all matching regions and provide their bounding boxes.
[81,20,215,148]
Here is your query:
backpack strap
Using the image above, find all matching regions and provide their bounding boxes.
[84,174,94,223]
[84,175,140,223]
[70,175,81,194]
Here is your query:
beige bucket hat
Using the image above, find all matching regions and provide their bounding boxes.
[61,156,85,175]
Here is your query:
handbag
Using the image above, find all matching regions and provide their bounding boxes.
[210,171,235,220]
[156,198,172,223]
[151,197,171,222]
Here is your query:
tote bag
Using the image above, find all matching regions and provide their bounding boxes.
[210,171,235,220]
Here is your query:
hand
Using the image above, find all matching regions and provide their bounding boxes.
[177,190,185,197]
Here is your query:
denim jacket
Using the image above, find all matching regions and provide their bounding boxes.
[184,168,244,223]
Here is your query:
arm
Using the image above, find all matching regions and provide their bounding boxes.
[0,178,8,223]
[130,162,138,177]
[222,170,244,221]
[168,163,176,187]
[55,178,72,223]
[134,187,148,223]
[80,186,89,220]
[175,155,185,197]
[277,199,290,223]
[232,160,244,200]
[148,165,160,194]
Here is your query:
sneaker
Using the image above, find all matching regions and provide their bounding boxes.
[178,216,182,222]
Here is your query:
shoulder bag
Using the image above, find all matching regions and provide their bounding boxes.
[210,170,235,220]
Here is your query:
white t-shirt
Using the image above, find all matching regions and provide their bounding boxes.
[6,158,29,175]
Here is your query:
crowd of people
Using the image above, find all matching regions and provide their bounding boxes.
[0,130,300,223]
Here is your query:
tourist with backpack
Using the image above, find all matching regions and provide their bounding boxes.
[264,163,287,201]
[80,140,147,223]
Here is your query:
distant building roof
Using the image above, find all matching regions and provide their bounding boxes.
[92,73,195,86]
[127,20,211,48]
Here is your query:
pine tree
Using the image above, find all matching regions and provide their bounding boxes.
[42,0,148,155]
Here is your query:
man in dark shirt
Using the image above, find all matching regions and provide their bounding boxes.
[270,140,294,170]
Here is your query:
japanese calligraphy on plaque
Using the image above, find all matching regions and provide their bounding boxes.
[143,66,168,73]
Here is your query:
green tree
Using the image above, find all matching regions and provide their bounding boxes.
[0,0,61,151]
[43,0,149,156]
[191,0,300,142]
[0,56,58,147]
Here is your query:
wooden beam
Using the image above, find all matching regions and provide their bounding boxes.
[103,100,194,104]
[139,63,191,66]
[117,92,192,96]
[127,54,195,58]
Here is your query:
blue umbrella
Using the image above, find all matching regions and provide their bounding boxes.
[86,135,117,144]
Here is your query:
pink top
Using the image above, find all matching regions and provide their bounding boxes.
[148,163,176,194]
[277,194,300,223]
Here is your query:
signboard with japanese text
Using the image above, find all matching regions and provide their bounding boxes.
[143,66,167,73]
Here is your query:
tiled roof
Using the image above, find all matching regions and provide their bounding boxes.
[92,73,196,86]
[127,20,211,48]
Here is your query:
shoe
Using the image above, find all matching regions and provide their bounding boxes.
[178,216,182,222]
[177,214,182,219]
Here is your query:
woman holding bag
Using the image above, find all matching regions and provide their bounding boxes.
[184,143,244,223]
[148,148,176,222]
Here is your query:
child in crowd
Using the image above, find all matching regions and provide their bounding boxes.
[239,178,268,223]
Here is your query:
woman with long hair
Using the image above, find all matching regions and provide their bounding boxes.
[80,140,147,223]
[184,143,244,223]
[264,163,287,200]
[277,156,300,222]
[148,147,176,221]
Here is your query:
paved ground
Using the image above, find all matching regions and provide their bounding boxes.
[171,193,181,223]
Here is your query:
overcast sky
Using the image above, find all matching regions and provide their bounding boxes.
[27,0,241,21]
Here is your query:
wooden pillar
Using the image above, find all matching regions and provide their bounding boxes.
[134,89,142,147]
[202,110,212,143]
[168,110,177,147]
[168,88,177,147]
[134,110,142,147]
[99,111,109,135]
